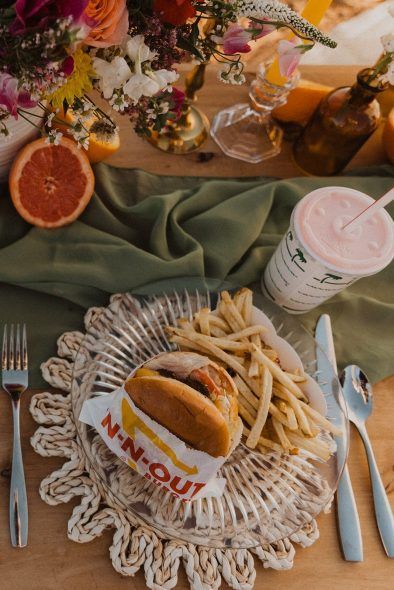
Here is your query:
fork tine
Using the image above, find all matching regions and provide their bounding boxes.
[22,324,28,370]
[16,324,21,370]
[2,325,7,370]
[9,324,14,370]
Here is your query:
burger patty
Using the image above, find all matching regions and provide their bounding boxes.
[157,369,211,398]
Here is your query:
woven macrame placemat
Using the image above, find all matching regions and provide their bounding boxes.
[30,292,321,590]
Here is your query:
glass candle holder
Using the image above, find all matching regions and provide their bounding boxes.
[211,64,300,163]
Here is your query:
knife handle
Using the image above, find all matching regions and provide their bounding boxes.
[336,464,363,562]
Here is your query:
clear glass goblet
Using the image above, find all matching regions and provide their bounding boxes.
[211,64,300,163]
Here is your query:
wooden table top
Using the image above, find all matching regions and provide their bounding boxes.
[102,65,392,178]
[0,65,392,589]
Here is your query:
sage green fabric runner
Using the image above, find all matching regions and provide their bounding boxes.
[0,164,392,387]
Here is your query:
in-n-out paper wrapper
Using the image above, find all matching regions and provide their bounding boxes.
[79,384,227,501]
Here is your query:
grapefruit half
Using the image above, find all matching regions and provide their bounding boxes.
[9,137,95,228]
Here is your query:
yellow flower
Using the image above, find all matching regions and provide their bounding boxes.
[48,49,95,109]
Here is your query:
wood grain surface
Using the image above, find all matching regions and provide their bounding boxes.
[0,377,392,590]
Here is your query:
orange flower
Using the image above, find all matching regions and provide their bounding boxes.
[84,0,129,48]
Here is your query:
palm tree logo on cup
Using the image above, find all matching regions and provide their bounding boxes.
[291,248,307,271]
[319,273,342,284]
[313,273,353,286]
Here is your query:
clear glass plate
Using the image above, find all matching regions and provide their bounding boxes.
[71,289,349,549]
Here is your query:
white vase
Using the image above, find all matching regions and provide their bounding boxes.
[0,106,43,182]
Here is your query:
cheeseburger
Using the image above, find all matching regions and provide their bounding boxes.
[124,351,242,458]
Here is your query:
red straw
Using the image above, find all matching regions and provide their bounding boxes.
[342,187,394,231]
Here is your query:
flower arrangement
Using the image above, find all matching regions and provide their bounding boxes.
[0,0,337,147]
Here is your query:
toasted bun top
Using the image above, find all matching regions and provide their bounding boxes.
[124,375,231,457]
[144,351,239,433]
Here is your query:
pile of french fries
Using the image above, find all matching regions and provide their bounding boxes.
[167,289,341,461]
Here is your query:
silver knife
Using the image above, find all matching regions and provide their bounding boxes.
[315,314,363,562]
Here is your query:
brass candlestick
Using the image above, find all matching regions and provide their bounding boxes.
[146,62,210,154]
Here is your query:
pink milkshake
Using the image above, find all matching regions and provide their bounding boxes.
[262,187,394,313]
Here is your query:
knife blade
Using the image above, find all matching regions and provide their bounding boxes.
[315,314,363,562]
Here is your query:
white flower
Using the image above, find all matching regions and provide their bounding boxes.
[232,72,246,85]
[146,108,157,119]
[123,68,177,103]
[218,69,230,84]
[159,102,170,115]
[109,93,129,112]
[151,69,178,88]
[123,73,160,102]
[46,112,55,128]
[381,33,394,53]
[388,2,394,18]
[93,56,132,99]
[123,35,157,64]
[69,125,87,142]
[45,130,63,146]
[53,132,62,146]
[381,61,394,86]
[93,34,178,107]
[75,21,91,42]
[218,65,246,85]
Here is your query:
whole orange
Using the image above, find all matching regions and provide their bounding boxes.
[382,107,394,164]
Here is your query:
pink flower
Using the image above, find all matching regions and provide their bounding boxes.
[277,40,303,78]
[0,73,37,118]
[61,56,75,77]
[170,87,185,120]
[222,24,252,55]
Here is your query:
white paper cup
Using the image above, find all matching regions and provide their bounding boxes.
[262,187,394,313]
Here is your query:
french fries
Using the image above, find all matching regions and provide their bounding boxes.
[246,367,272,448]
[196,308,211,336]
[167,288,340,459]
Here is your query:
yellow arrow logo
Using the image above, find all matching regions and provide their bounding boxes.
[121,398,198,476]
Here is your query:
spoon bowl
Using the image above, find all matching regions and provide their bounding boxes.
[340,365,373,422]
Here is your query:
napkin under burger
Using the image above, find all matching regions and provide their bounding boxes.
[124,352,242,458]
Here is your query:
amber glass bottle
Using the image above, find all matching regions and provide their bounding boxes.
[293,68,386,176]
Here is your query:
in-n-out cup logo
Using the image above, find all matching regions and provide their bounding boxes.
[80,386,227,501]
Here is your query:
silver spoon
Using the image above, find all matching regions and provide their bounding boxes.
[340,365,394,558]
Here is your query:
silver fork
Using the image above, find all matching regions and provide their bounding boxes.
[2,324,28,547]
